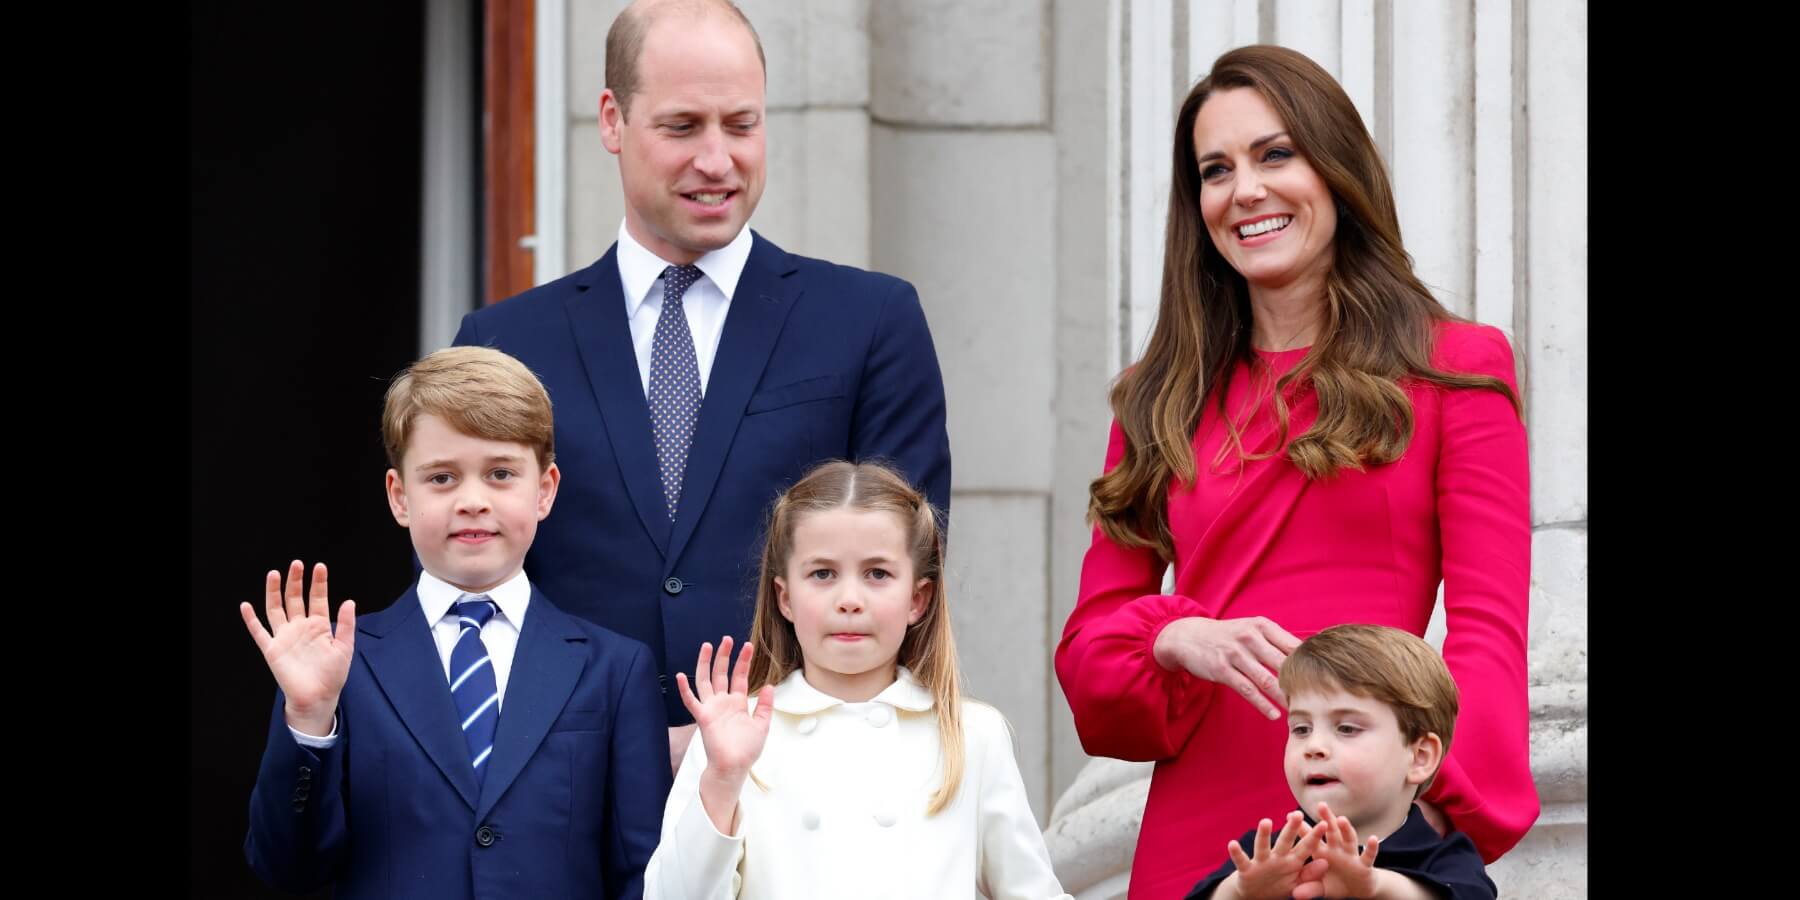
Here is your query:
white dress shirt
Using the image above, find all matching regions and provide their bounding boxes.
[615,220,753,397]
[288,570,532,747]
[644,667,1073,900]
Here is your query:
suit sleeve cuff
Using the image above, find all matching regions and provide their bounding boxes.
[288,714,339,749]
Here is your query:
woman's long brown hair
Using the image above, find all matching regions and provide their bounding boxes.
[1090,45,1520,562]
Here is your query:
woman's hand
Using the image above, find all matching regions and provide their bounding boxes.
[1152,616,1301,719]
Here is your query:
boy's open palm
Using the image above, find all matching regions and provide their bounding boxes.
[1291,804,1383,900]
[239,560,356,735]
[1226,811,1328,900]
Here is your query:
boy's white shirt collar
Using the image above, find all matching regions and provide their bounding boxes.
[769,665,935,714]
[416,568,531,629]
[615,220,753,316]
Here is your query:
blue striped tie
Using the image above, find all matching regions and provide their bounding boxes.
[449,596,501,784]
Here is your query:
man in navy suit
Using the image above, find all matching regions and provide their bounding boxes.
[454,0,952,771]
[241,347,669,898]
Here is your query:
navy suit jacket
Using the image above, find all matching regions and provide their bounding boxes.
[244,584,671,899]
[453,232,952,723]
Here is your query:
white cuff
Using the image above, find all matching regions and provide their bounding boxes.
[288,714,339,749]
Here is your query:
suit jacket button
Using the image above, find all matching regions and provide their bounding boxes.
[662,577,684,595]
[475,825,498,847]
[291,799,306,812]
[298,766,312,777]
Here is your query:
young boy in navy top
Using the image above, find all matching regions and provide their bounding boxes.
[1186,624,1498,900]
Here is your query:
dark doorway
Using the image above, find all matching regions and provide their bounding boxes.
[190,1,427,894]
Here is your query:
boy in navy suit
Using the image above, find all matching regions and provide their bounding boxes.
[241,346,670,899]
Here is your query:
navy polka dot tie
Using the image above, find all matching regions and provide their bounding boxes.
[649,265,704,519]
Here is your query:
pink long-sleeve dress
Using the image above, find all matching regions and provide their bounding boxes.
[1056,320,1538,899]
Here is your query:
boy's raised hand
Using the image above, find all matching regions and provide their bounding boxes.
[1224,810,1327,900]
[239,561,357,736]
[1291,803,1383,900]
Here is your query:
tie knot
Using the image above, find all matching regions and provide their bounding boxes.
[661,265,703,302]
[455,596,497,628]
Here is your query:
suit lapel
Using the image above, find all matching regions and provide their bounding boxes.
[562,249,673,555]
[475,587,586,821]
[356,590,480,811]
[666,233,801,566]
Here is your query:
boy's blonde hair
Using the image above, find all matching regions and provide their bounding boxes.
[746,460,963,815]
[1279,623,1458,794]
[381,346,556,471]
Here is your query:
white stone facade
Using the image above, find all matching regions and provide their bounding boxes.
[546,1,1586,896]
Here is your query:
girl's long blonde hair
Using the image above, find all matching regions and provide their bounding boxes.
[746,459,964,814]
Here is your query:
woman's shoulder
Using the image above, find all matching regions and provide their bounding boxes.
[1430,318,1516,379]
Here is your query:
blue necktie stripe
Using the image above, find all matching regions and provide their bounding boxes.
[448,655,492,693]
[449,595,501,785]
[460,693,501,731]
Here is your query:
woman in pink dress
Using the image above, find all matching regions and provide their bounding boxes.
[1055,45,1537,899]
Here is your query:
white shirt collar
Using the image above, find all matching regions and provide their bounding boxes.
[770,665,936,714]
[416,568,531,630]
[615,219,754,318]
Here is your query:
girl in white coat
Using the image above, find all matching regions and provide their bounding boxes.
[643,460,1073,900]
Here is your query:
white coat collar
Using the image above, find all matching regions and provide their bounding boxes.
[770,666,935,714]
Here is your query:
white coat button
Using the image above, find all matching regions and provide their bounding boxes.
[797,717,818,735]
[801,810,820,830]
[866,705,892,727]
[873,811,897,827]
